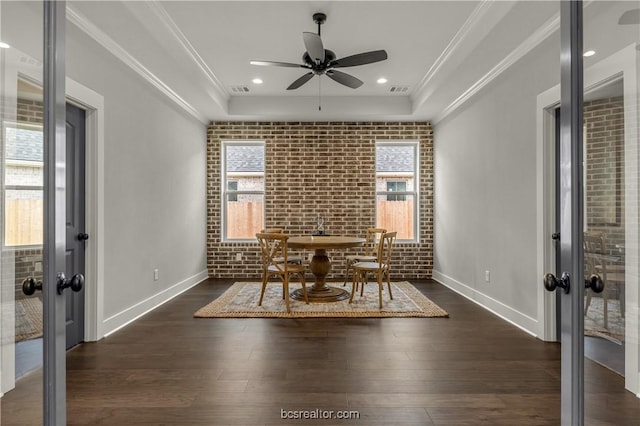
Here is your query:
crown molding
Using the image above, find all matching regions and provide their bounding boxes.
[144,1,229,110]
[411,0,493,109]
[432,0,597,124]
[433,12,560,124]
[66,5,208,125]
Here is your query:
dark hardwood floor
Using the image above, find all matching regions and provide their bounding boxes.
[2,279,639,425]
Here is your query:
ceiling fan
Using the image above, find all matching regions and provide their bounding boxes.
[250,12,388,91]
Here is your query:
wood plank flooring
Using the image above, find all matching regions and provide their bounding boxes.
[2,279,639,425]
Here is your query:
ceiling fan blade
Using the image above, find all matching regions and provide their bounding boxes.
[618,8,640,25]
[250,60,309,68]
[326,70,363,89]
[303,32,325,62]
[329,50,388,68]
[287,72,315,90]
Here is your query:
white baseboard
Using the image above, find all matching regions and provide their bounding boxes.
[432,270,539,337]
[102,270,208,337]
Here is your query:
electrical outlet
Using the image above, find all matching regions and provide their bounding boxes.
[34,261,42,272]
[236,253,242,261]
[308,253,313,262]
[154,269,159,281]
[485,270,490,282]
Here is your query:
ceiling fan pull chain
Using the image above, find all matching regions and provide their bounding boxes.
[318,76,322,111]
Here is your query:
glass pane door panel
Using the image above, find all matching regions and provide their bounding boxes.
[583,1,640,423]
[1,1,44,424]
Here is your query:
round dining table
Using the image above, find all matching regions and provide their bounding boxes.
[287,235,365,302]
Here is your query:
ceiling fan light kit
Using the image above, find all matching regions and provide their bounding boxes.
[250,12,388,95]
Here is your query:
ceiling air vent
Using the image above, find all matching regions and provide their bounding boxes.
[389,85,409,93]
[230,86,250,93]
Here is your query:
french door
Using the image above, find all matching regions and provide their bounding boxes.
[557,2,586,423]
[544,1,640,424]
[1,1,79,424]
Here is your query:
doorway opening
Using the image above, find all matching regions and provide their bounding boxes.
[538,43,639,395]
[582,77,626,375]
[9,78,87,379]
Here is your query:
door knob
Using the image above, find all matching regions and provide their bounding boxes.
[544,272,570,294]
[77,232,89,241]
[22,277,43,296]
[585,274,604,293]
[57,272,84,295]
[551,232,560,240]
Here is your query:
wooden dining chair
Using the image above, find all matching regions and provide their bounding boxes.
[260,228,303,264]
[342,227,386,286]
[256,232,308,312]
[349,231,396,309]
[584,231,625,329]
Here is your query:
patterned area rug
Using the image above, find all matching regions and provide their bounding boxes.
[15,297,43,342]
[194,281,449,318]
[584,297,624,343]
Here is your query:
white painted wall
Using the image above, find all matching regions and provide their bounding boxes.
[433,35,560,332]
[65,24,208,331]
[433,2,639,337]
[1,2,208,338]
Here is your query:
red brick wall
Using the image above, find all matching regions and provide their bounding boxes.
[207,122,433,280]
[584,97,625,254]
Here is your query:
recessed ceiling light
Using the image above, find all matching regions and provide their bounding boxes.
[252,78,263,84]
[377,77,388,84]
[0,42,10,49]
[583,50,596,57]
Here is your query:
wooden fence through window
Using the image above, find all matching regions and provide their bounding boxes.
[5,199,44,246]
[377,200,414,240]
[226,200,414,240]
[227,202,264,239]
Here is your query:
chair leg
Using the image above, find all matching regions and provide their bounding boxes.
[385,269,393,300]
[299,273,309,304]
[284,276,290,313]
[360,272,366,297]
[349,271,358,303]
[343,259,352,286]
[377,271,383,309]
[601,286,610,329]
[585,289,592,315]
[351,264,361,293]
[258,273,268,306]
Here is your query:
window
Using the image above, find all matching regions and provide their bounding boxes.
[222,141,265,240]
[386,181,407,201]
[375,141,418,241]
[4,123,44,247]
[227,181,238,202]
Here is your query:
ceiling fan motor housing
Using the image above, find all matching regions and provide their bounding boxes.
[303,50,336,73]
[313,13,327,25]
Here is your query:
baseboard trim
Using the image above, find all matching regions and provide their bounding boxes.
[432,270,538,337]
[102,270,208,337]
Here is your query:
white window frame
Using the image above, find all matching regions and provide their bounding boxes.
[375,140,419,243]
[221,140,265,242]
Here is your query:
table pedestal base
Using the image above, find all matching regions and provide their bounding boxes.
[289,248,350,303]
[291,285,350,303]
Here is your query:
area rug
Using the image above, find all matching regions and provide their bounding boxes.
[15,297,43,342]
[584,297,624,344]
[194,281,448,318]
